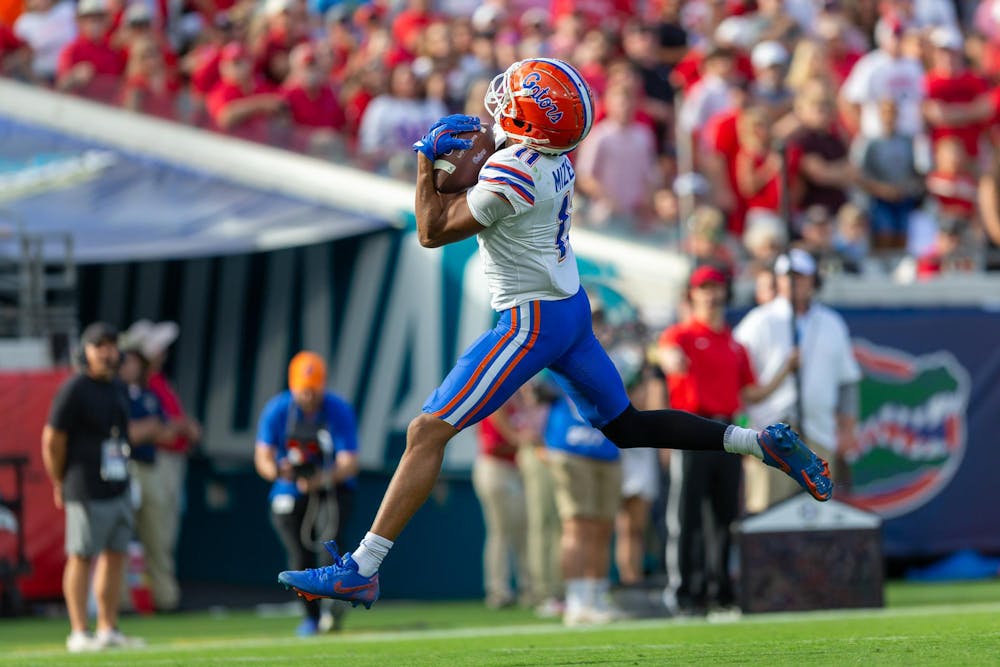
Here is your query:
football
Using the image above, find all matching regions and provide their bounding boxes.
[433,126,499,194]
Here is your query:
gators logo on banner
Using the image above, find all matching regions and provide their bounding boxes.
[845,341,970,518]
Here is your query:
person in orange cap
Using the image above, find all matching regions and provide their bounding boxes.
[254,351,359,635]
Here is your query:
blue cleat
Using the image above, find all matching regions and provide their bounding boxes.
[758,423,833,502]
[278,541,380,609]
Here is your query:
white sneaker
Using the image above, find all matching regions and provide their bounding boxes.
[318,612,334,633]
[563,606,615,627]
[66,631,101,653]
[95,629,146,649]
[534,598,565,619]
[319,601,348,633]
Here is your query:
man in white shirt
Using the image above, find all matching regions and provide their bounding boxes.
[13,0,76,80]
[734,248,862,510]
[839,19,925,139]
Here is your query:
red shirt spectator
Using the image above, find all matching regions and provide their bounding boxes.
[59,35,123,78]
[740,151,781,212]
[283,84,345,130]
[702,108,745,232]
[926,171,978,218]
[925,71,988,152]
[391,0,433,51]
[56,0,125,102]
[252,0,310,86]
[0,21,30,77]
[550,0,636,32]
[916,221,976,279]
[188,43,223,96]
[659,267,757,418]
[120,35,179,118]
[0,21,24,54]
[670,46,754,94]
[478,414,519,464]
[281,44,345,130]
[926,136,978,218]
[149,373,193,454]
[113,2,178,72]
[735,108,782,216]
[206,42,284,139]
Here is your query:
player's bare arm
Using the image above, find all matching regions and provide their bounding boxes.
[410,114,491,248]
[414,153,482,248]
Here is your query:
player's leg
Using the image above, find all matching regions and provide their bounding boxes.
[548,301,831,501]
[365,299,553,545]
[548,329,729,449]
[279,300,559,605]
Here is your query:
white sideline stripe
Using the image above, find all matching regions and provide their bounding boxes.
[8,601,1000,660]
[0,79,414,224]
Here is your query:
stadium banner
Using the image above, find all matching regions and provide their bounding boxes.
[839,309,1000,558]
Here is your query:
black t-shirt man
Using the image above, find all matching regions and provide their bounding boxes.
[43,322,131,505]
[48,373,131,501]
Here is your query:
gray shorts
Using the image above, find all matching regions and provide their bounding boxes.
[65,493,134,558]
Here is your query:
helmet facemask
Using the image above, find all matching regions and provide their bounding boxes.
[484,63,558,153]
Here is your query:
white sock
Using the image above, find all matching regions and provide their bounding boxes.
[565,579,586,612]
[582,579,599,608]
[724,425,763,459]
[591,578,610,610]
[352,532,393,577]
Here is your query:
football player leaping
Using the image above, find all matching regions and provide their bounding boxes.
[278,58,832,609]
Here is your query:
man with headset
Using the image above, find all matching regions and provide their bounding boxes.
[735,248,862,511]
[254,351,359,635]
[42,322,144,651]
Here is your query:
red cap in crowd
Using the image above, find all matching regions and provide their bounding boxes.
[689,265,728,288]
[220,42,248,64]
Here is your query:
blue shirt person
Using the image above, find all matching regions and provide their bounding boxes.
[254,351,360,636]
[118,348,175,464]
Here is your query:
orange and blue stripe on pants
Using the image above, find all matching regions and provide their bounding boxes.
[423,288,630,431]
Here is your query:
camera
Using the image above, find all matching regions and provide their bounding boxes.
[286,439,320,480]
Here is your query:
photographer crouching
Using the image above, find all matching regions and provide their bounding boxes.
[254,351,359,636]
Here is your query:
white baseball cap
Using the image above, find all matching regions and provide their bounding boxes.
[714,17,754,49]
[751,41,789,70]
[775,248,817,276]
[124,2,153,23]
[930,26,963,52]
[122,319,179,360]
[77,0,108,16]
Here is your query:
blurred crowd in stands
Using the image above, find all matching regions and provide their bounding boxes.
[3,0,1000,278]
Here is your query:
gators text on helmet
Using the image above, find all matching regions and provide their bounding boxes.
[484,58,594,155]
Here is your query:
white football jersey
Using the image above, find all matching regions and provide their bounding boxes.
[466,144,581,311]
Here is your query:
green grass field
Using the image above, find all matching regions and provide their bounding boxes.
[4,581,1000,666]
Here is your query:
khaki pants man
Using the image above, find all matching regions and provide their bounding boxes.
[131,461,181,610]
[517,446,562,605]
[472,455,530,607]
[156,449,187,606]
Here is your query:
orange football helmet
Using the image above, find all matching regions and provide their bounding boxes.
[484,58,594,154]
